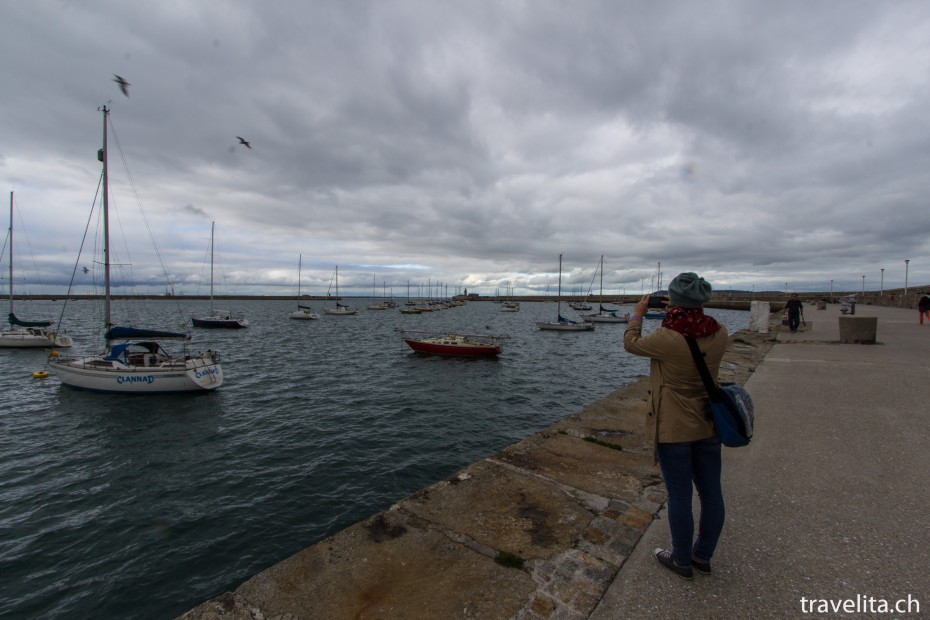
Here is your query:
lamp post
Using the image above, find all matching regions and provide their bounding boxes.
[830,279,834,303]
[905,259,910,296]
[880,268,884,298]
[862,275,865,295]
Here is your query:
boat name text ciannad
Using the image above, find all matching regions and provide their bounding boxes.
[117,375,156,384]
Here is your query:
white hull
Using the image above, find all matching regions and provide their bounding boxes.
[288,309,319,320]
[536,321,595,331]
[584,314,629,324]
[325,308,358,316]
[51,353,222,392]
[0,329,73,348]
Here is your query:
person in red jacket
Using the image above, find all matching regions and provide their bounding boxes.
[624,272,729,580]
[918,295,930,325]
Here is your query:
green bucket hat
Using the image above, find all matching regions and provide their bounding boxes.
[668,272,712,308]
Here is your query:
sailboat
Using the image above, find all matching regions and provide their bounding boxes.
[191,222,248,328]
[50,106,222,392]
[644,261,667,319]
[0,192,73,348]
[583,256,630,324]
[501,286,520,312]
[288,254,319,320]
[324,266,357,315]
[536,254,594,331]
[367,275,390,310]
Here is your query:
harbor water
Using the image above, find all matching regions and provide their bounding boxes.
[0,298,748,619]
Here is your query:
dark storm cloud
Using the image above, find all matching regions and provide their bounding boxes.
[1,0,929,296]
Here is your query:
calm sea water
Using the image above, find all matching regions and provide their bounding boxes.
[0,298,748,619]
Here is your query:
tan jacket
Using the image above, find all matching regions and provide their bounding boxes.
[623,321,729,447]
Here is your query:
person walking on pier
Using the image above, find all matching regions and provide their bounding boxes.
[623,272,729,581]
[785,293,804,332]
[919,295,930,325]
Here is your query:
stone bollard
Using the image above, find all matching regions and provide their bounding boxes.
[838,317,878,344]
[749,301,770,333]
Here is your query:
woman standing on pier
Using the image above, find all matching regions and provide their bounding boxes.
[623,272,729,581]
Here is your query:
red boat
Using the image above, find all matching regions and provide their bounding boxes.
[401,330,505,356]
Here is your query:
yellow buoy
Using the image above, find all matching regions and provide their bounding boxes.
[50,350,60,358]
[33,370,49,379]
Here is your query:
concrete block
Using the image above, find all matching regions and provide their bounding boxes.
[749,300,770,332]
[838,316,877,344]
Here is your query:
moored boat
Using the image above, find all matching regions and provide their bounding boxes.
[581,256,630,324]
[536,254,595,332]
[50,106,222,393]
[288,254,319,320]
[324,266,358,315]
[401,330,506,356]
[192,222,248,328]
[0,191,73,349]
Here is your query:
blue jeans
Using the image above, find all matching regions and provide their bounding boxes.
[656,437,725,567]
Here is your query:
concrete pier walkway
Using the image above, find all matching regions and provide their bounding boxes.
[591,302,929,618]
[181,303,928,619]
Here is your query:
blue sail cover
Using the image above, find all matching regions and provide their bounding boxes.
[8,313,52,328]
[106,326,189,340]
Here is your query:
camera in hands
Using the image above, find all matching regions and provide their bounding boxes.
[647,296,668,309]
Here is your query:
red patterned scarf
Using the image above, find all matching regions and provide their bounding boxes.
[661,306,721,338]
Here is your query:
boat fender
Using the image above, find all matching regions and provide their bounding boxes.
[33,371,49,379]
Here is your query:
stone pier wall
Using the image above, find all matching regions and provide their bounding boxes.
[179,325,778,620]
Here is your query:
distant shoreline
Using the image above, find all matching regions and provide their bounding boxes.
[10,286,920,307]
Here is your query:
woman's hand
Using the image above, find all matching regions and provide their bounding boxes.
[633,294,649,318]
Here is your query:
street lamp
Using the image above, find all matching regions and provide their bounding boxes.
[905,259,910,296]
[862,275,865,295]
[880,268,884,298]
[830,279,833,303]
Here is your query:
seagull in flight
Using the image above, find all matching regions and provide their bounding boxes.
[236,136,252,149]
[83,266,90,274]
[113,74,130,97]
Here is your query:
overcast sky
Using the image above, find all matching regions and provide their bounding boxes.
[2,0,929,298]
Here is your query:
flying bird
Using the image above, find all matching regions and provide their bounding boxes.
[82,266,90,274]
[237,136,252,149]
[113,74,130,97]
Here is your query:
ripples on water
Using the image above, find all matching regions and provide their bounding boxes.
[0,298,747,619]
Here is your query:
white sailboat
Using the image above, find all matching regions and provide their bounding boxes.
[324,266,357,315]
[501,286,520,312]
[367,275,391,310]
[583,256,630,324]
[288,254,319,320]
[192,222,248,328]
[50,106,223,392]
[536,254,595,331]
[0,191,73,348]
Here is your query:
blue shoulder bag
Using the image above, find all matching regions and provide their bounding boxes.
[685,336,754,447]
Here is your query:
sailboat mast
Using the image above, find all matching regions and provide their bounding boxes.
[8,192,13,314]
[557,253,562,317]
[209,221,215,313]
[101,106,112,333]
